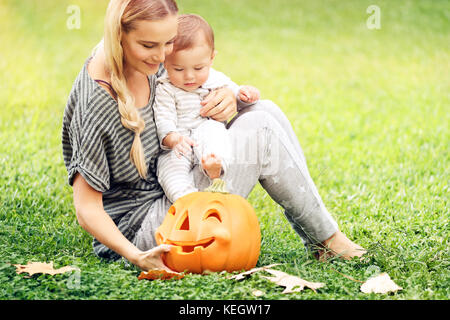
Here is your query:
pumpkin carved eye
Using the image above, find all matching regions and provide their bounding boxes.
[177,211,190,230]
[204,209,221,222]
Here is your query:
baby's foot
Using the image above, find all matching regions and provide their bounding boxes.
[201,154,222,179]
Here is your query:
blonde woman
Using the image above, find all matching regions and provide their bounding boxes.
[62,0,365,271]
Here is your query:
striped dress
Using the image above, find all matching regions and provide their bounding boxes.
[61,57,165,260]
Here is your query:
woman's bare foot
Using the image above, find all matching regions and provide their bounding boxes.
[201,154,222,179]
[316,231,366,261]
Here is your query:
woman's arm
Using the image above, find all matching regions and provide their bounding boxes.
[72,173,173,271]
[72,173,140,260]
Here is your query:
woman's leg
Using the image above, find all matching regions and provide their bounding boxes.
[227,100,306,164]
[254,101,365,258]
[196,100,365,258]
[134,195,172,251]
[227,100,320,244]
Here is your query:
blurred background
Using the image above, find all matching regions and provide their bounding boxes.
[0,0,448,299]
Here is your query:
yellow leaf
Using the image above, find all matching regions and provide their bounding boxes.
[138,269,184,281]
[262,269,325,294]
[13,261,77,276]
[228,264,280,281]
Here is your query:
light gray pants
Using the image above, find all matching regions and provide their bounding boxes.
[134,100,339,251]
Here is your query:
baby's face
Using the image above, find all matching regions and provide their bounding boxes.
[164,40,214,92]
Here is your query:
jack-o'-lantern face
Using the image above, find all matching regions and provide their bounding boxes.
[155,180,261,274]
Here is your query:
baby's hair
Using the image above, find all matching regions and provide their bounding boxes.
[173,14,215,53]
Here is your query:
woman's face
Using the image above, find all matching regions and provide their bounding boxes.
[121,14,178,76]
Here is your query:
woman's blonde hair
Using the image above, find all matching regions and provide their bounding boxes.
[103,0,178,179]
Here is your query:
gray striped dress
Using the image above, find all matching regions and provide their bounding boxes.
[62,57,166,260]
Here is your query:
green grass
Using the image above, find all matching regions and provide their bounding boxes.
[0,0,448,300]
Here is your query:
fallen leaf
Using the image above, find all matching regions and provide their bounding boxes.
[262,269,325,293]
[252,290,264,297]
[138,269,184,281]
[360,272,402,294]
[228,264,280,280]
[13,261,77,276]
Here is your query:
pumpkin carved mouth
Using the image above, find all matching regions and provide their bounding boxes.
[166,237,215,253]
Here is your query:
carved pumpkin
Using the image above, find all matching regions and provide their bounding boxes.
[155,179,261,273]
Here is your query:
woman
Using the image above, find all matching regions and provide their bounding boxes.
[62,0,365,272]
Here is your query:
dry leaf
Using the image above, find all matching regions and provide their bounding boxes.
[138,269,184,281]
[262,269,325,293]
[252,290,264,297]
[360,272,402,294]
[13,261,77,276]
[228,264,280,280]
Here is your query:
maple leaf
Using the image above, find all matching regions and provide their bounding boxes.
[360,272,403,294]
[13,261,77,276]
[138,269,184,281]
[228,264,280,281]
[262,269,325,293]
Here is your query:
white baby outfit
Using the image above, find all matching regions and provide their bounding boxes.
[154,68,246,203]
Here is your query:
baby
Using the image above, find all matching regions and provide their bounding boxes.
[154,14,260,203]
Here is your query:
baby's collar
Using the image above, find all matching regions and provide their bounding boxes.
[200,72,220,90]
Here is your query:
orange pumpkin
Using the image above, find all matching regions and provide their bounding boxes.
[155,179,261,274]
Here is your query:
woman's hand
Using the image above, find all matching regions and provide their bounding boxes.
[132,244,175,272]
[200,87,237,122]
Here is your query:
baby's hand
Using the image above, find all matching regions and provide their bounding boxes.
[238,85,260,103]
[163,132,197,158]
[173,134,197,159]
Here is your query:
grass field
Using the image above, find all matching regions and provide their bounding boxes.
[0,0,448,300]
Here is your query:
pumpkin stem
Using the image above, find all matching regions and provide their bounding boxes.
[204,178,229,194]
